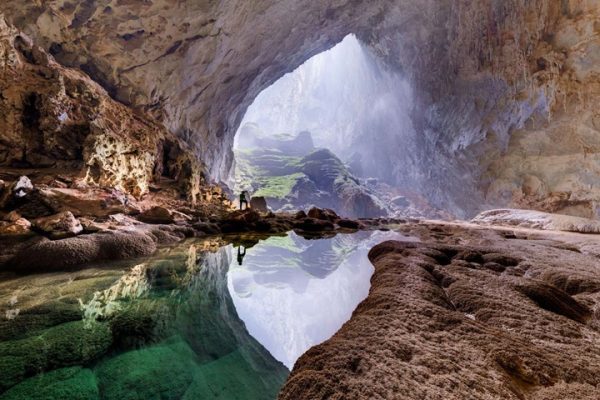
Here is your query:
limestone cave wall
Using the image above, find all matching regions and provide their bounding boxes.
[0,0,598,217]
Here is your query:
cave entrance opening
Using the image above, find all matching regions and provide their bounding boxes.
[232,34,418,218]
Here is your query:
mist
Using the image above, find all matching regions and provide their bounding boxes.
[234,34,417,186]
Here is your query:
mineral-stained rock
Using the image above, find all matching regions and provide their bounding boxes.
[0,218,32,237]
[33,211,83,239]
[0,18,206,205]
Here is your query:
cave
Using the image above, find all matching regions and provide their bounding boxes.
[0,1,599,399]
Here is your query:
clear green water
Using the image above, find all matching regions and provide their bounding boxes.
[0,230,410,399]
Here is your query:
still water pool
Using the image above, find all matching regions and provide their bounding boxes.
[0,230,410,399]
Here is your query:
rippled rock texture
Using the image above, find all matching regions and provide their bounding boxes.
[280,222,600,399]
[0,1,597,217]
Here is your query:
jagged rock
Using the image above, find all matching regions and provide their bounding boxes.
[33,211,83,239]
[294,210,307,220]
[11,176,33,198]
[0,218,32,237]
[250,196,268,212]
[0,18,207,205]
[307,207,338,221]
[0,176,33,208]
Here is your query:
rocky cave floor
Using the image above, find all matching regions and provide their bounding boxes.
[1,172,600,399]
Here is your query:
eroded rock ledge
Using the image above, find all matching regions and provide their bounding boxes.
[280,223,600,399]
[0,17,206,203]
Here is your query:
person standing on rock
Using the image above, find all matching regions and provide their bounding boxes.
[239,190,249,210]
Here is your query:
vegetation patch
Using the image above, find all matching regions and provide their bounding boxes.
[253,173,306,200]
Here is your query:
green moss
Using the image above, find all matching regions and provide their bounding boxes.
[253,173,305,200]
[1,367,99,400]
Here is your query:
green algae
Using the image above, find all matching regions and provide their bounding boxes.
[1,367,99,400]
[0,241,289,400]
[0,321,111,392]
[253,173,306,199]
[95,339,197,400]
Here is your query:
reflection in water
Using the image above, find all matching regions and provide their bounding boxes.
[0,239,287,400]
[228,230,414,368]
[0,230,414,399]
[237,246,247,266]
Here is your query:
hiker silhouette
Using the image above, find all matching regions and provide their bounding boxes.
[239,191,249,210]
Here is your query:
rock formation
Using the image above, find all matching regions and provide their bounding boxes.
[234,134,387,218]
[0,1,596,218]
[0,17,206,203]
[280,222,600,399]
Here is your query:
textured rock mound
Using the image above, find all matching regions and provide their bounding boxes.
[473,209,600,233]
[280,232,600,399]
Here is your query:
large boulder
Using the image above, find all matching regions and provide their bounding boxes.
[138,206,175,224]
[250,196,268,212]
[33,211,83,239]
[9,230,158,271]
